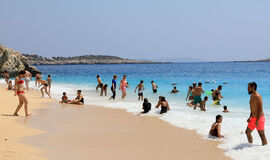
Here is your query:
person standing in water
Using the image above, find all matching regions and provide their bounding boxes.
[245,82,267,146]
[151,81,158,93]
[193,82,204,109]
[109,75,117,100]
[135,80,145,101]
[35,72,42,87]
[96,75,103,92]
[119,75,128,99]
[13,70,31,116]
[4,70,9,84]
[186,86,193,100]
[47,75,52,93]
[24,70,32,91]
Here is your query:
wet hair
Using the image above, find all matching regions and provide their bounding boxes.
[151,81,154,83]
[189,86,192,90]
[63,92,66,95]
[218,85,222,90]
[204,96,208,100]
[77,90,82,93]
[104,84,108,88]
[248,82,257,91]
[19,70,26,75]
[198,82,202,86]
[161,96,166,101]
[97,75,100,78]
[211,89,214,92]
[140,80,143,83]
[144,98,148,103]
[48,75,51,77]
[216,115,223,122]
[223,106,227,110]
[113,75,117,78]
[192,83,197,87]
[174,86,177,89]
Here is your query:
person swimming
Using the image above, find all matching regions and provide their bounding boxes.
[155,96,170,114]
[209,115,224,138]
[223,106,229,113]
[170,86,179,93]
[141,98,151,114]
[69,90,84,105]
[135,80,145,101]
[60,92,69,103]
[151,81,158,93]
[13,70,31,116]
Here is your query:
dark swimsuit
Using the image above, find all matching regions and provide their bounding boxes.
[76,96,84,104]
[142,102,151,113]
[210,123,219,137]
[160,106,167,114]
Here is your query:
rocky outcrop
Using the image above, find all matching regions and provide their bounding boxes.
[23,54,162,65]
[0,45,40,77]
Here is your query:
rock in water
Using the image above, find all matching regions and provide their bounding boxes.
[0,45,39,77]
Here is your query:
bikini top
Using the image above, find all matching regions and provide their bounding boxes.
[18,80,24,84]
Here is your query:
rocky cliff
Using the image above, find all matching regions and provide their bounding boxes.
[23,54,161,65]
[0,45,39,77]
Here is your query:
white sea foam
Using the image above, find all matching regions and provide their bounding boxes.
[2,79,270,160]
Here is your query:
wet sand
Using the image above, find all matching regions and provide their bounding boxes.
[0,84,231,160]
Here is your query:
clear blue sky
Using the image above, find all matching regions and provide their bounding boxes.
[0,0,270,61]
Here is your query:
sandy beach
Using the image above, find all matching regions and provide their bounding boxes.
[0,84,230,160]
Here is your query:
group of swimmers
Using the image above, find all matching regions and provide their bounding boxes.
[2,71,267,146]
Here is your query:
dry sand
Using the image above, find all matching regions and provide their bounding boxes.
[0,84,231,160]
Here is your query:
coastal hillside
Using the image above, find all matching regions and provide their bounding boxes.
[0,45,39,77]
[234,58,270,62]
[23,54,160,65]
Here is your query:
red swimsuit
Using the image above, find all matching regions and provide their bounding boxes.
[17,80,25,94]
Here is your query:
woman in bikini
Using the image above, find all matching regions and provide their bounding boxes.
[209,115,224,138]
[13,70,31,116]
[38,79,51,98]
[155,96,170,114]
[119,75,129,99]
[4,70,9,84]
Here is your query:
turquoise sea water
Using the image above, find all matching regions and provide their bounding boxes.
[2,62,270,160]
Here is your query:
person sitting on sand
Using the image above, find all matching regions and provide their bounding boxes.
[38,79,51,98]
[8,80,14,90]
[60,92,69,103]
[209,115,224,138]
[197,96,208,111]
[100,84,108,96]
[69,90,84,105]
[186,86,193,100]
[141,98,151,114]
[135,80,145,100]
[151,81,158,93]
[223,106,229,113]
[13,70,31,116]
[171,86,179,93]
[155,96,170,114]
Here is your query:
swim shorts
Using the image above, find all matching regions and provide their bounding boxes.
[194,96,202,105]
[248,116,265,131]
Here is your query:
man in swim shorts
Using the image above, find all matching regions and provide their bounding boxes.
[135,80,145,100]
[151,81,158,93]
[193,82,204,109]
[245,82,267,146]
[96,75,103,92]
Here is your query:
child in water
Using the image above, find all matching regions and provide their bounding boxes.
[198,96,208,111]
[141,98,151,114]
[223,106,229,113]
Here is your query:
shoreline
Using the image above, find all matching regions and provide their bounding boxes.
[0,84,230,160]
